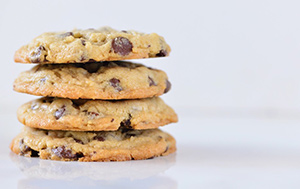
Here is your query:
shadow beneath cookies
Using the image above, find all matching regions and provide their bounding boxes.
[10,153,177,189]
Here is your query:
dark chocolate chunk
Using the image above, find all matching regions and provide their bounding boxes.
[156,49,167,57]
[121,30,128,33]
[111,118,114,122]
[60,32,74,37]
[72,99,88,106]
[164,80,171,93]
[120,114,132,128]
[31,150,39,157]
[82,63,101,73]
[109,78,122,91]
[19,139,39,157]
[111,37,133,56]
[19,139,30,153]
[30,45,46,63]
[148,76,156,86]
[55,105,66,120]
[52,146,78,159]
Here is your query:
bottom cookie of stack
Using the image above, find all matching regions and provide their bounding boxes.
[10,126,176,162]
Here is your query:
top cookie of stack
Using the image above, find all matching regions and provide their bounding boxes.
[14,27,170,64]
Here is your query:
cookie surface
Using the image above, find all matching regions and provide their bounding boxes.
[17,97,178,131]
[14,61,171,100]
[14,27,170,64]
[10,126,176,162]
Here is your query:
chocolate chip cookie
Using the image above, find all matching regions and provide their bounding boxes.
[10,126,176,161]
[14,27,170,64]
[17,97,178,131]
[14,61,171,100]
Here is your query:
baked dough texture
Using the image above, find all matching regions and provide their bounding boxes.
[10,126,176,162]
[14,27,171,64]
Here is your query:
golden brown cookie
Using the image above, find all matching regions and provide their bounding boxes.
[17,97,178,131]
[14,61,171,100]
[14,27,170,64]
[10,126,176,162]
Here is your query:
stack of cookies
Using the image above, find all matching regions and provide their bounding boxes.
[10,27,178,161]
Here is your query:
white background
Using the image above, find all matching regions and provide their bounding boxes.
[1,0,300,114]
[1,0,300,188]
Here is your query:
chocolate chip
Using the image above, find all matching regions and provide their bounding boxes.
[72,99,88,108]
[156,49,167,57]
[74,139,84,144]
[19,139,39,157]
[121,30,128,33]
[148,76,156,86]
[52,146,80,159]
[30,45,46,63]
[121,127,132,133]
[55,105,66,120]
[19,139,30,153]
[111,37,133,56]
[38,45,45,51]
[93,136,105,142]
[111,118,114,122]
[31,150,39,157]
[81,39,86,46]
[82,63,101,73]
[109,78,122,92]
[72,99,88,107]
[60,32,74,37]
[164,80,171,93]
[120,114,132,128]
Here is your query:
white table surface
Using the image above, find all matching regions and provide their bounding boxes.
[1,111,300,189]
